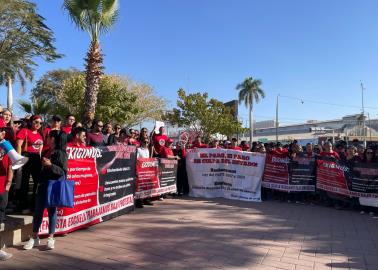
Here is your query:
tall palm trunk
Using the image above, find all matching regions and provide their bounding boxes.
[249,103,254,146]
[84,40,103,127]
[7,76,13,112]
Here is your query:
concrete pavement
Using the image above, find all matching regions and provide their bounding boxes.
[1,197,377,270]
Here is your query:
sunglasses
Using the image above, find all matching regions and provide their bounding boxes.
[367,152,374,154]
[97,125,104,128]
[33,121,42,124]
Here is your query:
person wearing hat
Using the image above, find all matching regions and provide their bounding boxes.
[161,138,180,160]
[15,115,44,214]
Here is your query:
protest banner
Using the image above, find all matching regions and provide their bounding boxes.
[186,148,265,202]
[317,156,378,202]
[39,144,136,235]
[262,153,316,192]
[135,158,178,199]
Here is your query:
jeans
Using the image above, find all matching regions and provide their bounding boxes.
[32,184,57,235]
[0,192,8,224]
[18,153,41,211]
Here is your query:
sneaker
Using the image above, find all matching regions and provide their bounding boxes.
[46,237,55,250]
[360,210,365,215]
[23,238,40,250]
[369,212,374,216]
[0,250,12,261]
[0,223,4,231]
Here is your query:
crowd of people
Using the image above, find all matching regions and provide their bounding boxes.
[1,105,378,260]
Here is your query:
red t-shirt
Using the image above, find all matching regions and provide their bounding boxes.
[320,151,340,160]
[192,143,208,149]
[67,142,86,148]
[153,134,169,155]
[0,155,10,193]
[16,128,43,154]
[229,146,242,151]
[161,146,174,158]
[62,125,72,134]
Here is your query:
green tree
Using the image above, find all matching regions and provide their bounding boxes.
[165,89,242,141]
[18,98,51,120]
[30,70,166,126]
[0,0,61,112]
[63,0,119,127]
[236,77,265,145]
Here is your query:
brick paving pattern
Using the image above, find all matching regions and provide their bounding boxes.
[1,198,377,270]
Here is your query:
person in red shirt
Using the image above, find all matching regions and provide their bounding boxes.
[16,115,44,213]
[86,120,105,147]
[320,141,340,160]
[0,130,13,260]
[61,114,75,134]
[67,127,87,148]
[152,126,169,157]
[192,136,208,149]
[210,139,221,149]
[229,138,242,151]
[161,139,180,159]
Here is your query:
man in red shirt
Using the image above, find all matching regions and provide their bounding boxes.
[68,127,87,148]
[229,138,242,151]
[320,141,340,160]
[161,139,180,159]
[192,136,208,149]
[61,114,75,134]
[152,126,169,157]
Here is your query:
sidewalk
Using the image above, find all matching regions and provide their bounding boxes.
[1,198,377,270]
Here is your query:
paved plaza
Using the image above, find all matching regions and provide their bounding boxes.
[2,197,378,270]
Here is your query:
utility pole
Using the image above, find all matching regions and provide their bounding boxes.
[360,82,366,147]
[275,94,279,143]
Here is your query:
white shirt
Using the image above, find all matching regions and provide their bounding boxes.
[137,147,150,158]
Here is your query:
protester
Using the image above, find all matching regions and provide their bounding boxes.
[68,127,87,148]
[313,144,322,155]
[320,141,340,160]
[192,136,208,149]
[61,114,75,134]
[305,143,315,158]
[174,143,189,196]
[210,139,221,149]
[139,127,149,142]
[161,139,180,160]
[107,124,122,145]
[0,128,13,260]
[228,138,242,151]
[23,130,68,250]
[152,126,169,157]
[240,141,250,151]
[86,120,105,147]
[356,144,365,161]
[103,123,113,145]
[1,109,15,145]
[16,115,44,213]
[345,145,358,166]
[137,137,150,158]
[128,129,140,147]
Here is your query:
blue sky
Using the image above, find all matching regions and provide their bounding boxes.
[2,0,378,126]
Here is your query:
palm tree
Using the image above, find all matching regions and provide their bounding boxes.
[236,77,265,145]
[0,59,33,112]
[63,0,119,127]
[0,0,61,113]
[18,98,52,120]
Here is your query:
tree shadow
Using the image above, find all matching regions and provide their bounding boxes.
[2,197,377,270]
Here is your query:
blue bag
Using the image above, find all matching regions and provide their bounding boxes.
[46,176,75,208]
